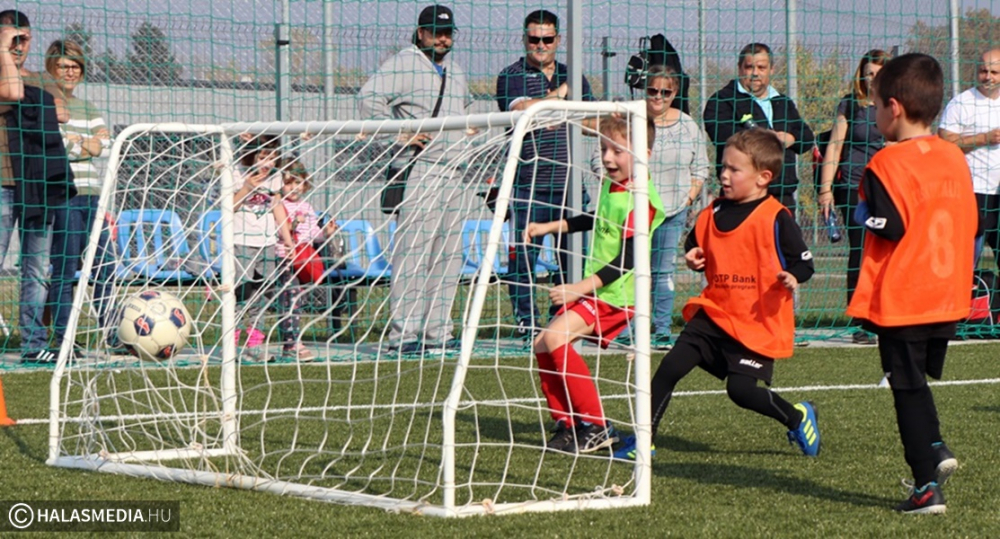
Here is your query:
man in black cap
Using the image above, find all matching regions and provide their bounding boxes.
[357,5,474,355]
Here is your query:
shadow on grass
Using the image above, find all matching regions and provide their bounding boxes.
[653,460,894,508]
[972,405,1000,414]
[2,426,47,463]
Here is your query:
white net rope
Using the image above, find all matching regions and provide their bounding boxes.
[53,103,656,515]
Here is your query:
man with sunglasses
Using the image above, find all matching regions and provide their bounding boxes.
[496,9,594,342]
[703,42,814,213]
[357,5,474,355]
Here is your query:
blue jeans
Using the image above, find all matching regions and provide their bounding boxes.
[0,187,54,352]
[49,194,113,345]
[507,188,585,326]
[651,212,685,336]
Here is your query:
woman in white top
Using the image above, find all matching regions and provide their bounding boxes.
[591,65,709,349]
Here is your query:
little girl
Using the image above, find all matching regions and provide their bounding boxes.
[275,161,339,361]
[233,136,296,362]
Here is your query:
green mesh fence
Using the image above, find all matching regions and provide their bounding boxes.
[3,0,999,365]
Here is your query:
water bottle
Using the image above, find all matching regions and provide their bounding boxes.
[742,118,758,130]
[826,211,843,243]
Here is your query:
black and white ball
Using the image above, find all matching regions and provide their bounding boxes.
[117,290,193,362]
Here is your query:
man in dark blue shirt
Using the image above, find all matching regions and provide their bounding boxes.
[495,9,593,341]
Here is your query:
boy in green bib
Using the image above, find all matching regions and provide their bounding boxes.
[525,116,664,454]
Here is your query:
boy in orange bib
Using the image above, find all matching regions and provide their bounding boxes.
[615,129,819,460]
[847,53,978,515]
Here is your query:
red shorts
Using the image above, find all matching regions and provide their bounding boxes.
[556,297,634,348]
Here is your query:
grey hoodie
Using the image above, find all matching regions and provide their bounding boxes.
[357,44,473,163]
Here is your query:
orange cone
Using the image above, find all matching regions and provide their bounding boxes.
[0,375,16,427]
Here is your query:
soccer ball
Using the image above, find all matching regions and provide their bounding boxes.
[117,290,193,362]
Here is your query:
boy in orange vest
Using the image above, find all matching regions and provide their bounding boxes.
[847,53,977,515]
[614,128,819,460]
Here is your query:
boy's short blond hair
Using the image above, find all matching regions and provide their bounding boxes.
[598,115,656,152]
[725,129,784,180]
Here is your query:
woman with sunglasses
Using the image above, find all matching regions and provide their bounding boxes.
[590,65,708,350]
[641,65,709,350]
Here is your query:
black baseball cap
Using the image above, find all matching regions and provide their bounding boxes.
[417,5,456,32]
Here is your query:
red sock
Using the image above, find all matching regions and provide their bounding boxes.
[535,351,571,425]
[550,344,605,426]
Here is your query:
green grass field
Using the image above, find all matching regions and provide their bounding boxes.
[1,342,998,537]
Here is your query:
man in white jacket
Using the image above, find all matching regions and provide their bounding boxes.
[357,4,474,354]
[938,48,1000,269]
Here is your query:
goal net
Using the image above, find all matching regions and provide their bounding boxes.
[50,100,657,516]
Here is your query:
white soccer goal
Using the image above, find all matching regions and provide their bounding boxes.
[49,99,656,517]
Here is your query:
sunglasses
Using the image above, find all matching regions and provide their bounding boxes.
[526,35,557,45]
[646,87,675,98]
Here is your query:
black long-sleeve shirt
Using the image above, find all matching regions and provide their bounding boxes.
[565,213,637,288]
[683,196,815,284]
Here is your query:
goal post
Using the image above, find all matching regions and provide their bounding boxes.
[50,100,656,517]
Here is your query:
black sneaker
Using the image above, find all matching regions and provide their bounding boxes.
[650,334,673,351]
[576,422,619,453]
[384,341,422,355]
[852,330,878,345]
[20,349,57,365]
[545,421,577,453]
[894,482,946,514]
[932,442,958,485]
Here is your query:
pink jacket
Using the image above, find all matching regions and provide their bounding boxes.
[276,199,322,258]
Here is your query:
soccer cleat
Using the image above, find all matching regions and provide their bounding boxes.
[545,421,577,453]
[612,434,656,461]
[576,422,619,453]
[932,442,958,486]
[894,482,946,514]
[787,401,821,457]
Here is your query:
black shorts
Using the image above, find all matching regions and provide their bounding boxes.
[877,334,949,390]
[676,311,776,384]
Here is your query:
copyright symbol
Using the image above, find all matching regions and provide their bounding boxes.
[8,503,33,529]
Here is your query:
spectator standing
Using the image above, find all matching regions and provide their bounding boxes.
[938,48,1000,269]
[496,9,594,342]
[703,42,814,212]
[44,39,114,360]
[357,5,474,354]
[817,49,890,346]
[0,10,75,365]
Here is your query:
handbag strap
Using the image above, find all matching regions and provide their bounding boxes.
[431,68,447,118]
[412,68,447,158]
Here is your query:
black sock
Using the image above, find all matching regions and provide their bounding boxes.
[892,385,939,486]
[649,340,702,436]
[725,374,802,430]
